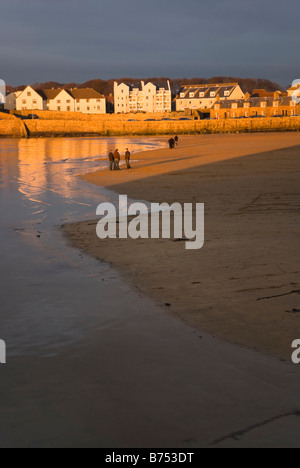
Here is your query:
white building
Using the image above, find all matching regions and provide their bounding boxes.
[42,89,75,112]
[176,83,245,111]
[15,86,45,111]
[6,86,106,114]
[5,91,22,110]
[114,81,172,113]
[70,88,106,114]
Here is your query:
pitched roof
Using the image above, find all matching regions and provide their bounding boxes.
[215,96,294,109]
[251,89,274,98]
[178,83,238,100]
[37,89,62,100]
[69,88,105,99]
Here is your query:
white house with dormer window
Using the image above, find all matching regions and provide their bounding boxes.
[176,83,244,111]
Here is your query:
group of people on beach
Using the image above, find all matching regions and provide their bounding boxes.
[108,149,131,171]
[108,136,179,172]
[168,135,179,149]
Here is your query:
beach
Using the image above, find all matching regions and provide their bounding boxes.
[1,135,300,447]
[64,132,300,359]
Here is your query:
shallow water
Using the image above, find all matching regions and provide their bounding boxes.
[0,137,166,356]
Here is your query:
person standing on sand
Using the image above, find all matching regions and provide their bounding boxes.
[168,138,175,149]
[125,148,131,169]
[174,135,179,146]
[113,149,121,170]
[108,150,114,171]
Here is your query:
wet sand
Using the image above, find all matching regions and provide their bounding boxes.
[65,133,300,359]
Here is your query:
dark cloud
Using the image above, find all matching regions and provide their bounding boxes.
[0,0,299,86]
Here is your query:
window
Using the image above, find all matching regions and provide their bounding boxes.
[76,99,80,103]
[261,102,267,107]
[224,91,230,97]
[190,93,195,98]
[86,99,90,103]
[27,91,31,97]
[57,100,61,104]
[245,112,248,117]
[87,107,90,111]
[67,107,71,112]
[180,93,185,98]
[33,100,37,104]
[274,101,279,107]
[22,100,26,104]
[67,100,70,104]
[57,107,61,111]
[200,92,205,97]
[210,92,216,97]
[232,103,237,109]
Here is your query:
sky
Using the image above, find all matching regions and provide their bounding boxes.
[0,0,299,87]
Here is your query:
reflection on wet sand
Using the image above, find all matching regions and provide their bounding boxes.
[11,137,165,204]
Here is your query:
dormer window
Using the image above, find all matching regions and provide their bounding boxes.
[224,91,230,97]
[274,101,279,107]
[200,92,205,98]
[210,92,216,97]
[261,102,267,107]
[189,93,195,98]
[180,93,185,98]
[232,103,238,109]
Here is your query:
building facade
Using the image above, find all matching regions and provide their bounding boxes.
[114,81,172,113]
[176,83,245,111]
[6,86,106,114]
[70,88,106,114]
[5,91,22,110]
[15,86,45,111]
[211,93,300,119]
[43,89,75,112]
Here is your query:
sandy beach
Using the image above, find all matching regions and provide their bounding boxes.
[64,133,300,359]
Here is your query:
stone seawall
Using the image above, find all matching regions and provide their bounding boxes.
[0,116,299,138]
[0,119,28,138]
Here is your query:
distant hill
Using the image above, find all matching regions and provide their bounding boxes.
[9,76,284,99]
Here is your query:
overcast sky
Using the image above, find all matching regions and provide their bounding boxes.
[1,0,299,87]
